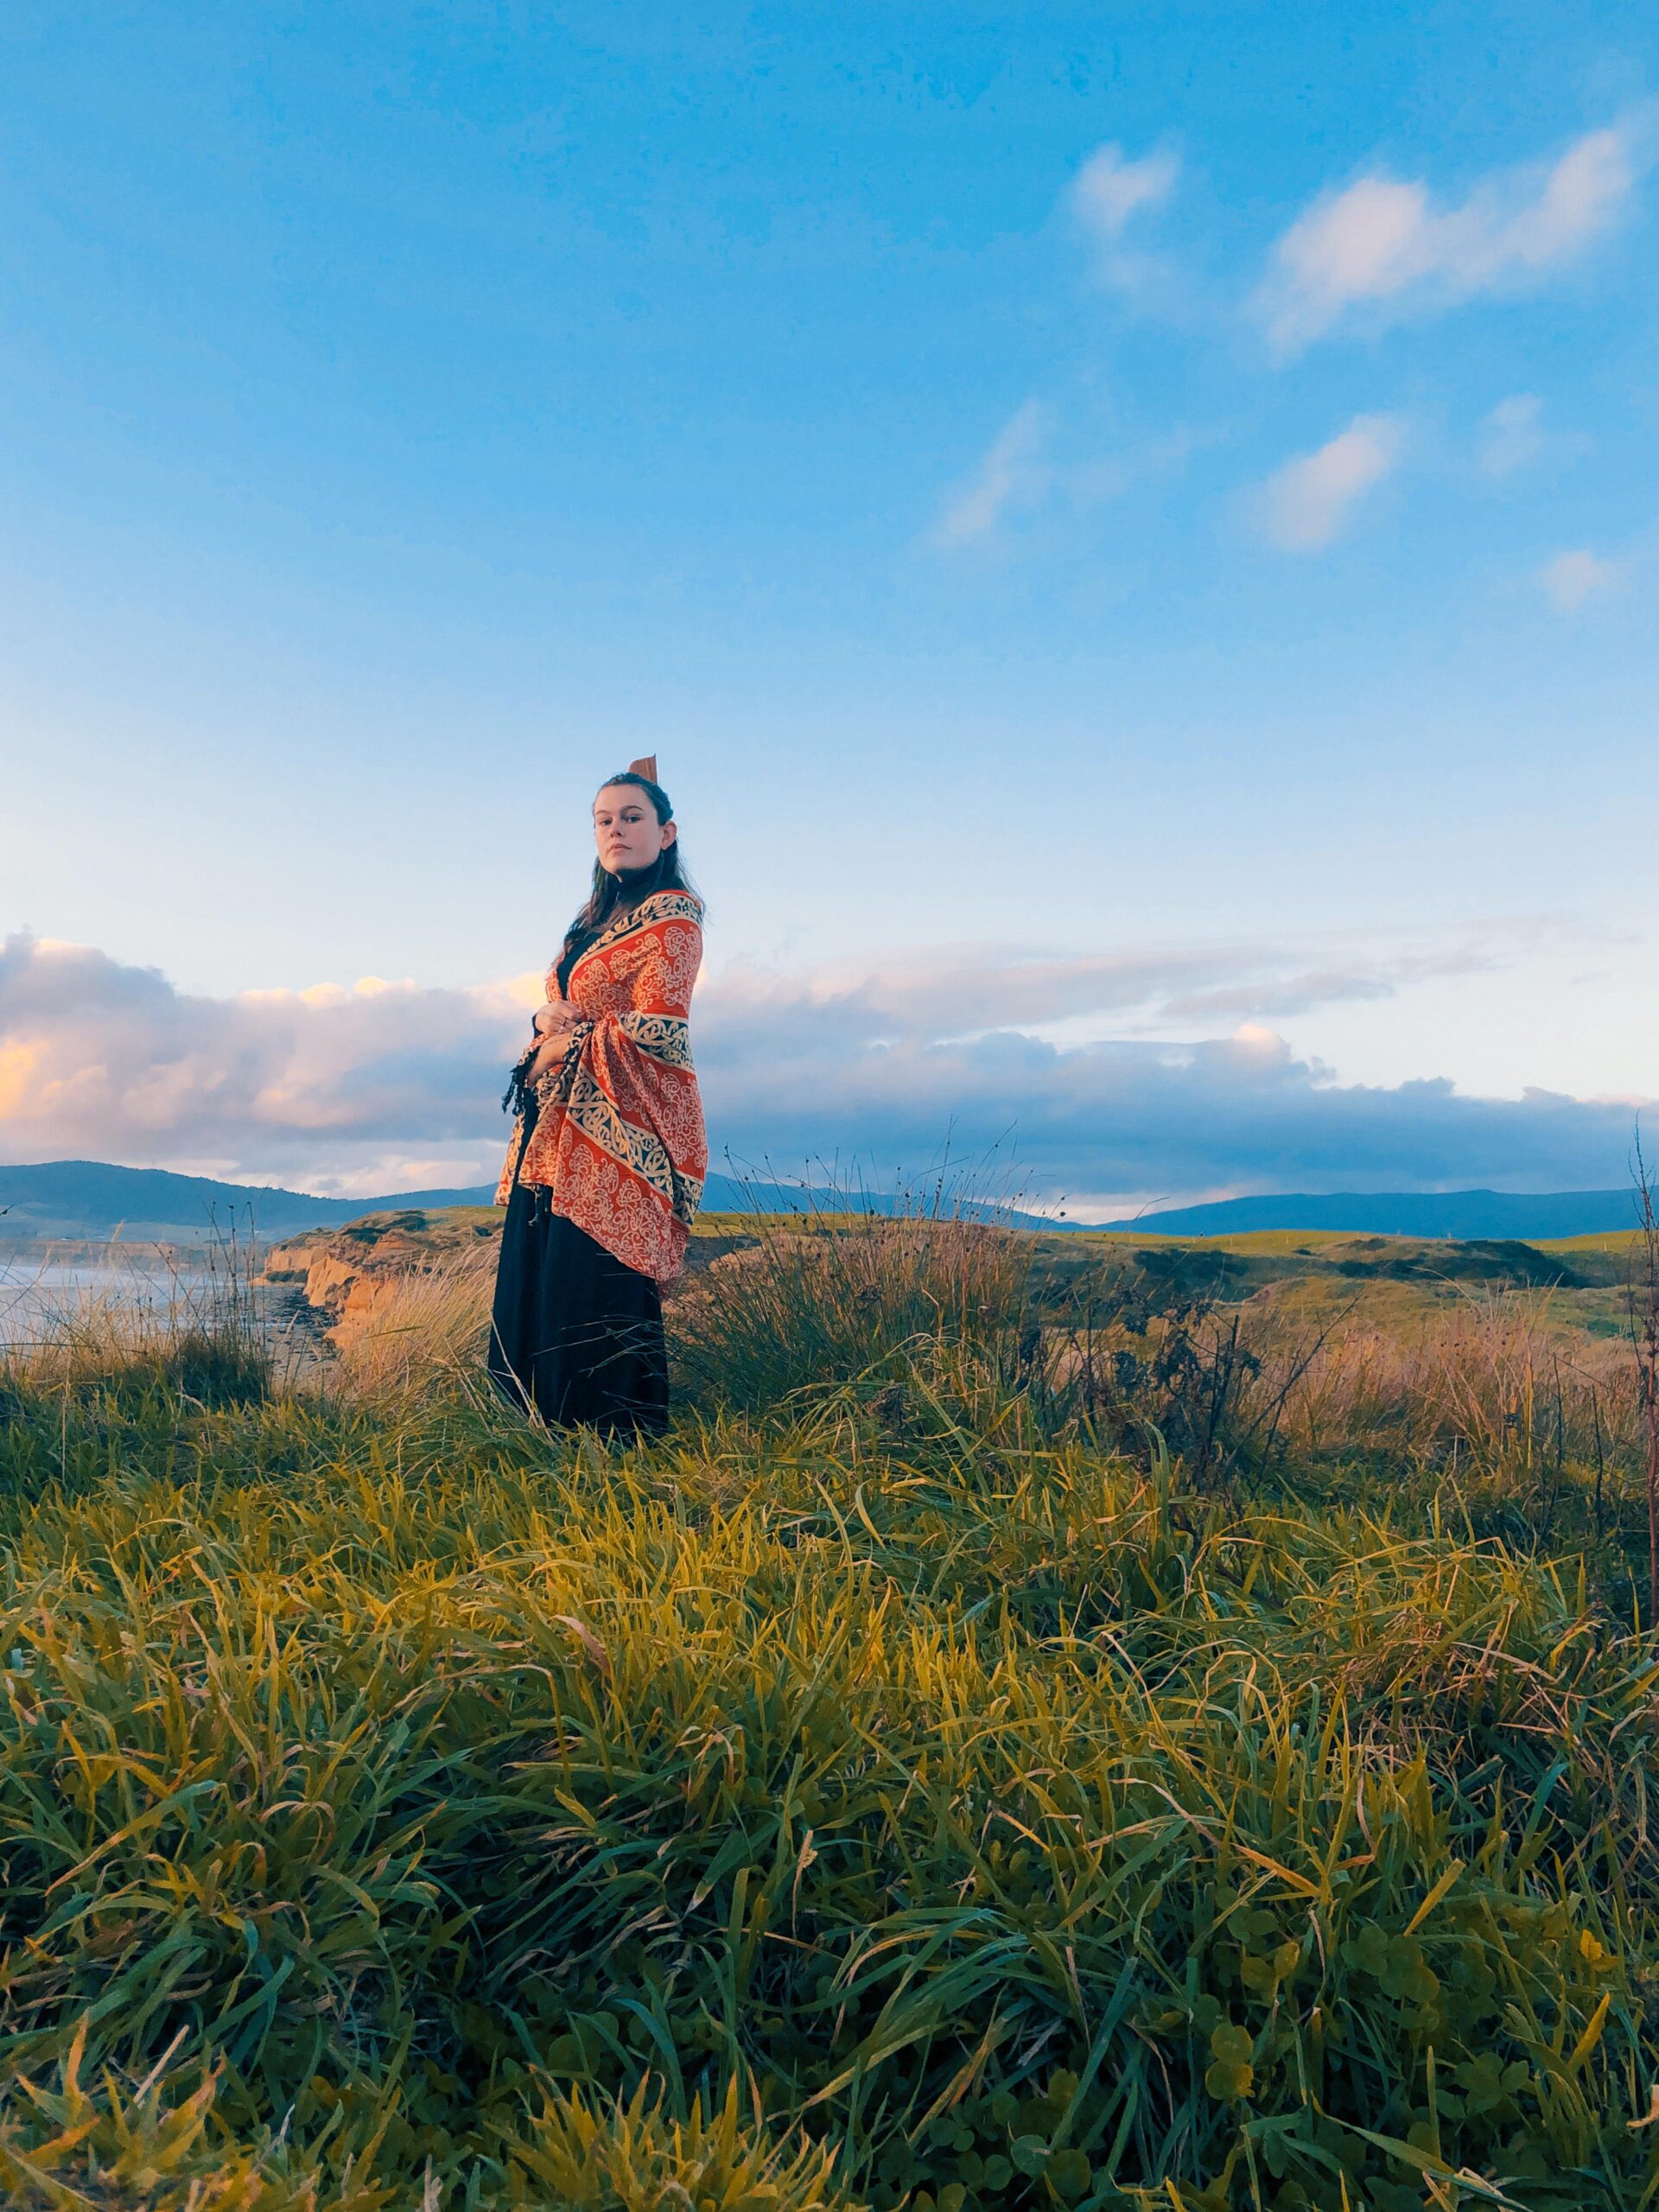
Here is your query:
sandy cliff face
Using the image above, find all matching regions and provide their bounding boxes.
[263,1209,503,1350]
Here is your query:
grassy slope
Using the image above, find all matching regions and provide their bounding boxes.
[3,1218,1658,2210]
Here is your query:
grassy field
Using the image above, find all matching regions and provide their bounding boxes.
[3,1211,1658,2209]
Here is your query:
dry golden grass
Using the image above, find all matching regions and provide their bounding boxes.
[326,1238,500,1403]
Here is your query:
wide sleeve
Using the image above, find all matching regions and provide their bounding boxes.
[578,918,706,1214]
[513,905,708,1282]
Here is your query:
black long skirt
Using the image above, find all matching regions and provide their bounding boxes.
[487,1166,669,1440]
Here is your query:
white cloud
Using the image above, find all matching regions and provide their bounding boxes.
[706,939,1488,1044]
[1257,413,1406,550]
[933,408,1207,552]
[1478,393,1545,478]
[1258,122,1643,352]
[932,401,1052,547]
[2,930,1641,1215]
[1539,547,1620,610]
[1068,142,1181,291]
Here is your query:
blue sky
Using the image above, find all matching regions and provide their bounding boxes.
[3,3,1656,1211]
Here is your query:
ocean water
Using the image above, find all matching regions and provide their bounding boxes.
[0,1255,244,1349]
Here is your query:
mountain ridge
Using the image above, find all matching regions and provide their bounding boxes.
[0,1160,1071,1240]
[1105,1188,1646,1240]
[3,1162,1646,1245]
[0,1160,504,1240]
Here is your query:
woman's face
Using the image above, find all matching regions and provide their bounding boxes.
[594,783,677,874]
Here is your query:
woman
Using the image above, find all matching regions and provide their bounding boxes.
[488,758,707,1437]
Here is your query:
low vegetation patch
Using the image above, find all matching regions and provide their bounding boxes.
[2,1210,1657,2209]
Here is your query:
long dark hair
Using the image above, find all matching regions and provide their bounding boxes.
[561,770,700,959]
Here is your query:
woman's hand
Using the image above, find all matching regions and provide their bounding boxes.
[526,1000,583,1082]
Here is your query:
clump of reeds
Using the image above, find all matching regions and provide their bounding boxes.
[3,1211,273,1411]
[0,2022,856,2209]
[671,1207,1031,1419]
[327,1237,499,1403]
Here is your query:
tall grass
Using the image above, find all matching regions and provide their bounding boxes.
[671,1213,1033,1414]
[2,1208,1658,2209]
[2,1214,273,1408]
[326,1237,499,1402]
[1277,1292,1627,1455]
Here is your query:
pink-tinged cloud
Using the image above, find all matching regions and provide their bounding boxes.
[1066,140,1182,298]
[0,933,534,1189]
[1538,547,1621,611]
[933,401,1052,547]
[1258,122,1644,352]
[1257,415,1406,550]
[0,932,1644,1213]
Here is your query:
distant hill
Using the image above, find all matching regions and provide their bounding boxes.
[0,1160,503,1243]
[1105,1189,1647,1241]
[6,1163,1651,1247]
[0,1160,1072,1243]
[9,1160,1648,1249]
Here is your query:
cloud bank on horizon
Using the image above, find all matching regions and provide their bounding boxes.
[2,933,1644,1218]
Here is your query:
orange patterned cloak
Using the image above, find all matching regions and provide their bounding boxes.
[495,889,707,1285]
